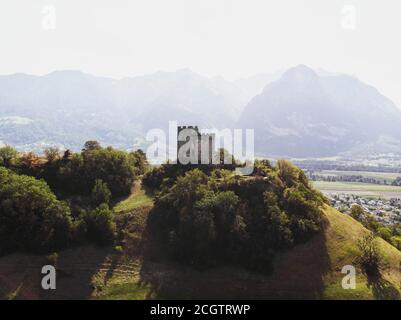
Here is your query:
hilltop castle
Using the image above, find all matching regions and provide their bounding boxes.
[177,126,215,165]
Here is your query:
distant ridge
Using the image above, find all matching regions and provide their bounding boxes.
[0,69,276,152]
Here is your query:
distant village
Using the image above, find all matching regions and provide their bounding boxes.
[328,194,401,225]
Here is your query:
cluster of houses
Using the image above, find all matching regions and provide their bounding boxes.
[328,194,401,225]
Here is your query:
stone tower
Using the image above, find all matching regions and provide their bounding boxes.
[177,126,214,164]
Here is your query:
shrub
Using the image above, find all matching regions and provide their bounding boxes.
[83,203,116,244]
[129,149,149,176]
[92,179,112,206]
[357,233,383,277]
[377,227,392,242]
[0,167,72,254]
[0,145,18,168]
[44,147,60,163]
[350,205,365,221]
[46,252,59,266]
[390,236,401,250]
[78,146,135,196]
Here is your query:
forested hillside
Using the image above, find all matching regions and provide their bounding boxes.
[1,144,401,299]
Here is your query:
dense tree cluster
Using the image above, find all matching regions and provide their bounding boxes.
[146,159,327,272]
[392,177,401,186]
[0,167,72,254]
[142,150,235,191]
[31,146,140,197]
[0,144,148,198]
[0,143,149,254]
[310,174,387,185]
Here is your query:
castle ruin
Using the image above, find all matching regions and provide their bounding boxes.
[177,126,215,165]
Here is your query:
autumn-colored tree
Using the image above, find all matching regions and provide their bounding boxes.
[20,152,41,169]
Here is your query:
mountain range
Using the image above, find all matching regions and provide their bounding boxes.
[0,69,277,152]
[1,65,400,157]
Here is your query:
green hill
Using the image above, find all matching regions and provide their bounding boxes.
[1,200,400,300]
[263,205,401,299]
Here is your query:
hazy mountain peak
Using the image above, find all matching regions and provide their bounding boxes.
[238,65,401,157]
[268,64,320,94]
[282,64,317,79]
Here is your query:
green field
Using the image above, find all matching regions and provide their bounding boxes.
[313,180,401,198]
[113,189,153,213]
[318,170,400,182]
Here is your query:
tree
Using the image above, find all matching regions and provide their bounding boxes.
[350,204,365,221]
[48,146,135,197]
[282,184,322,241]
[82,147,135,196]
[148,160,325,272]
[62,149,73,160]
[349,205,385,235]
[91,179,111,206]
[129,149,149,175]
[263,191,293,249]
[0,145,18,167]
[377,226,392,241]
[0,167,72,254]
[82,140,101,153]
[390,236,401,250]
[20,152,40,169]
[44,147,60,163]
[277,159,304,188]
[83,203,116,244]
[357,233,383,277]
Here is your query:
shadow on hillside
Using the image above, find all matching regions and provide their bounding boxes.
[367,273,400,300]
[38,246,112,300]
[255,217,332,299]
[138,209,332,299]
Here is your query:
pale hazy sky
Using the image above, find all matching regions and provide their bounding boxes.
[0,0,400,106]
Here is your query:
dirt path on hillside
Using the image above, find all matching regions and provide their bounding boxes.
[131,179,142,195]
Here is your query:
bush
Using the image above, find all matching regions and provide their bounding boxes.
[92,179,112,206]
[0,167,72,254]
[44,147,60,163]
[357,233,383,277]
[46,252,59,266]
[81,146,135,196]
[83,203,116,244]
[129,149,149,176]
[390,236,401,250]
[377,227,392,242]
[0,145,18,168]
[350,205,365,221]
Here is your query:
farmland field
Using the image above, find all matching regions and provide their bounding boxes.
[317,170,400,182]
[312,180,401,199]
